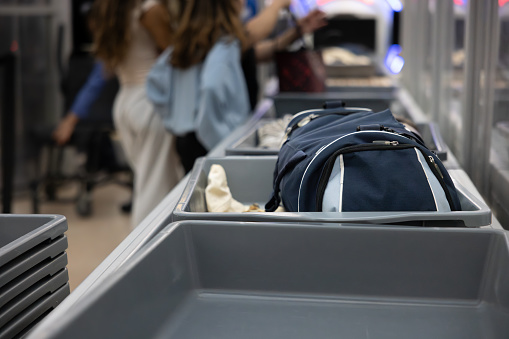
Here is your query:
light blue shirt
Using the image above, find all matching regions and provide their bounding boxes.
[146,39,250,150]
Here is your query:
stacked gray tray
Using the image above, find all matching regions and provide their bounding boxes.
[225,119,448,161]
[0,215,70,338]
[171,156,491,227]
[37,221,509,339]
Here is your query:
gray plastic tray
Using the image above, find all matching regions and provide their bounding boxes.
[272,91,395,117]
[325,64,378,77]
[0,215,67,268]
[225,120,448,161]
[0,253,67,309]
[0,235,67,289]
[0,268,68,328]
[326,82,396,93]
[172,156,491,227]
[0,283,69,339]
[37,221,509,339]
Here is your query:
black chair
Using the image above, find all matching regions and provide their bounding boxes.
[30,26,132,216]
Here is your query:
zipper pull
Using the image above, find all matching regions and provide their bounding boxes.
[428,156,444,179]
[284,114,319,141]
[297,114,318,128]
[372,140,399,145]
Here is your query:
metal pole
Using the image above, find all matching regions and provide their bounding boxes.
[461,0,482,171]
[473,0,498,197]
[1,54,16,213]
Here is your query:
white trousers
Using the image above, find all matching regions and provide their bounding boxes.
[113,84,183,227]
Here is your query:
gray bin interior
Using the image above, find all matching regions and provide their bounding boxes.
[326,83,396,93]
[42,221,509,339]
[172,156,491,227]
[0,268,68,328]
[324,64,378,77]
[0,283,69,339]
[272,91,395,117]
[0,215,67,267]
[0,253,67,309]
[0,235,68,289]
[225,120,448,161]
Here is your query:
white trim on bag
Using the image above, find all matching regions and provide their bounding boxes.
[414,148,439,211]
[338,155,345,212]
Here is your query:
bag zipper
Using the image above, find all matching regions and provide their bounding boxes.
[315,142,455,212]
[298,130,428,211]
[423,154,455,209]
[289,107,372,125]
[316,142,415,211]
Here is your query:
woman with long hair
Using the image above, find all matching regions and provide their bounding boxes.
[91,0,184,226]
[147,0,251,173]
[169,0,247,68]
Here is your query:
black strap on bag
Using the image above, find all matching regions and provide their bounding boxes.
[323,101,346,109]
[265,150,307,212]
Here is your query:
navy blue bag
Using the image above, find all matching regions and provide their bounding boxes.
[265,103,462,214]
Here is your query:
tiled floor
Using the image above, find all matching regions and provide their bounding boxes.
[12,182,132,291]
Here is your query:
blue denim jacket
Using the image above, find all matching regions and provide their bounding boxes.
[146,39,250,150]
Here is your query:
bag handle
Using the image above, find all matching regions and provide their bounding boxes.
[323,101,346,109]
[265,150,307,212]
[284,106,372,141]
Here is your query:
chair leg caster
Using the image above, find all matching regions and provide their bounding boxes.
[120,199,132,214]
[45,183,57,201]
[76,191,92,216]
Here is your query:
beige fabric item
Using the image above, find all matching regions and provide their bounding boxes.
[206,165,247,212]
[205,164,285,213]
[322,47,371,66]
[257,115,293,149]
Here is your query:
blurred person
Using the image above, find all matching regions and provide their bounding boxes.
[52,61,108,146]
[53,1,114,146]
[55,0,326,143]
[53,0,183,145]
[251,8,327,62]
[242,0,328,108]
[51,1,127,211]
[147,0,250,173]
[88,0,184,227]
